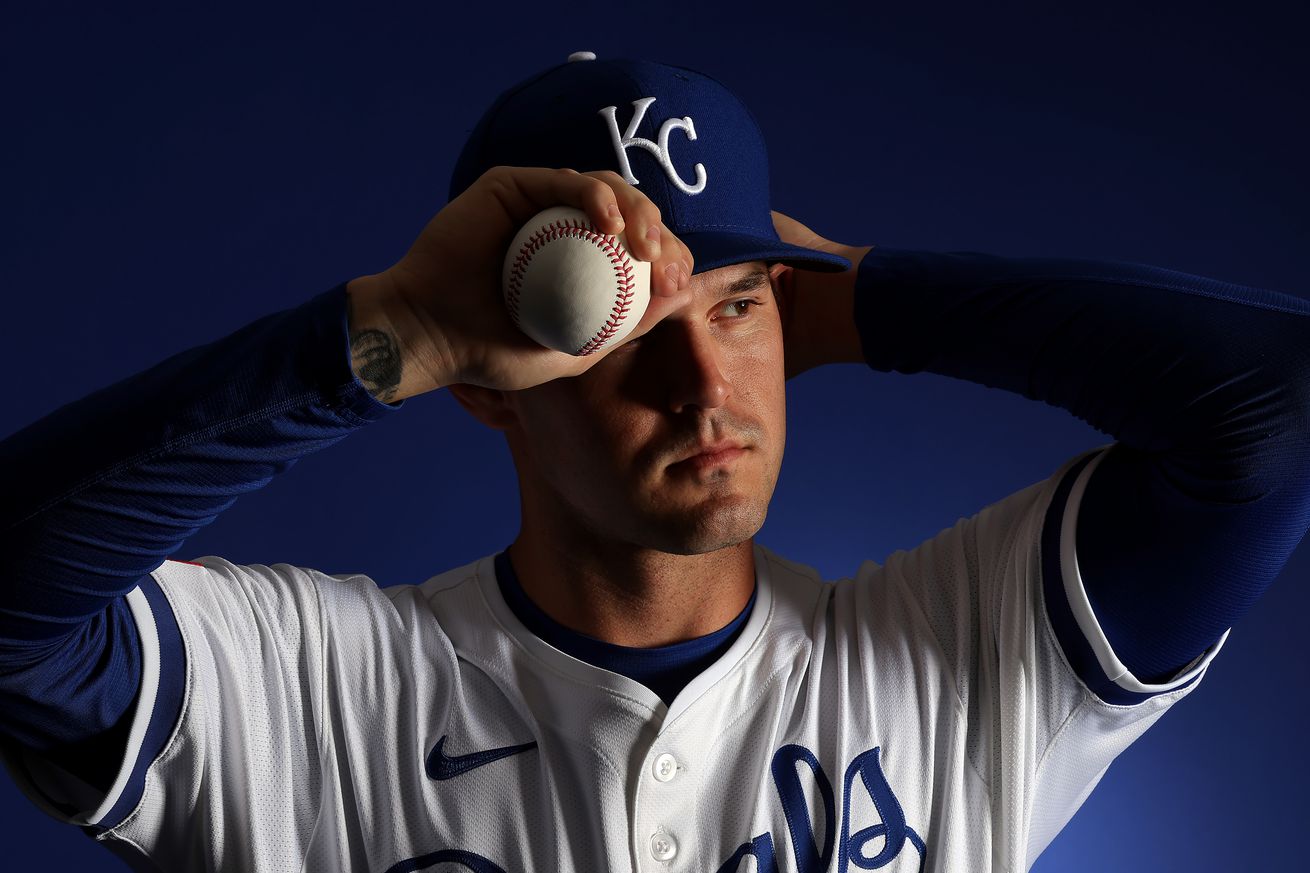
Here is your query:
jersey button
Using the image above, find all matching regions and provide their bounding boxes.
[650,830,678,861]
[652,753,678,782]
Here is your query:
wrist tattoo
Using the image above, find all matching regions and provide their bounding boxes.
[351,328,403,402]
[346,284,404,403]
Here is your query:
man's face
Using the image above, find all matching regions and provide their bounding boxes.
[503,259,788,556]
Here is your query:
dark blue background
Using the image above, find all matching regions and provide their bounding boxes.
[2,2,1306,869]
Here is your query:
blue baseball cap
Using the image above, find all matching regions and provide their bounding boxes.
[449,50,852,276]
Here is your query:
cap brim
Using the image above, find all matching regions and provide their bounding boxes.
[675,230,853,275]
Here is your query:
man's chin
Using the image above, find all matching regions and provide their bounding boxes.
[637,495,768,556]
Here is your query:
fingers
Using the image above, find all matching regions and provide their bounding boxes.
[651,221,695,298]
[480,166,623,235]
[770,209,820,248]
[580,170,694,298]
[477,166,695,298]
[578,170,659,257]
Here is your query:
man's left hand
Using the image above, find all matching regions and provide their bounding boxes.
[770,210,873,380]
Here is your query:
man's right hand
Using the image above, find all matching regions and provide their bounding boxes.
[348,166,696,400]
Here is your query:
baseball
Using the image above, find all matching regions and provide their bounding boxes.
[501,205,652,356]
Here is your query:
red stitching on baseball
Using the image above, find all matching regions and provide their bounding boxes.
[506,214,637,355]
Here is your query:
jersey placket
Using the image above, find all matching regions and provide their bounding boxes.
[632,731,699,870]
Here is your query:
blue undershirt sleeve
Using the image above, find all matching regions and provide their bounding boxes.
[0,281,403,792]
[850,248,1310,686]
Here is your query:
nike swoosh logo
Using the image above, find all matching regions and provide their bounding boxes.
[425,734,538,781]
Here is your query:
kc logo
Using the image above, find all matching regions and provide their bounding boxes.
[598,97,708,195]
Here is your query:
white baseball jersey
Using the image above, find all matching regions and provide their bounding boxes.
[0,442,1225,872]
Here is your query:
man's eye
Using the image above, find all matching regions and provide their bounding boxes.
[717,299,762,319]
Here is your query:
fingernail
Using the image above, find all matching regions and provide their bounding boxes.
[665,262,682,293]
[646,223,663,256]
[607,203,623,225]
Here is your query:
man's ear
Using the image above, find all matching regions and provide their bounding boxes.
[769,261,792,289]
[446,383,519,431]
[769,261,795,314]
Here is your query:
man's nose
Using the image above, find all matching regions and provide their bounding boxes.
[664,322,732,413]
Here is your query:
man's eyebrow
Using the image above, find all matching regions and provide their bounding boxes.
[715,266,773,298]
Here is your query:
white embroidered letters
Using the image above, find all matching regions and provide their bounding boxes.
[599,97,708,195]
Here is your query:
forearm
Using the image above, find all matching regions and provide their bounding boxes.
[0,281,408,789]
[850,247,1310,680]
[852,248,1310,496]
[0,281,401,644]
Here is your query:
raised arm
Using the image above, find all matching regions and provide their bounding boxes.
[770,211,1310,687]
[0,281,407,793]
[0,166,695,801]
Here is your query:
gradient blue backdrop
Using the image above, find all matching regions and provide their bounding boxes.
[2,2,1306,870]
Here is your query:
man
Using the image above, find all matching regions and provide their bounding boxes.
[1,51,1307,871]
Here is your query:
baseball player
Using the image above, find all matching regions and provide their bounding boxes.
[1,51,1307,872]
